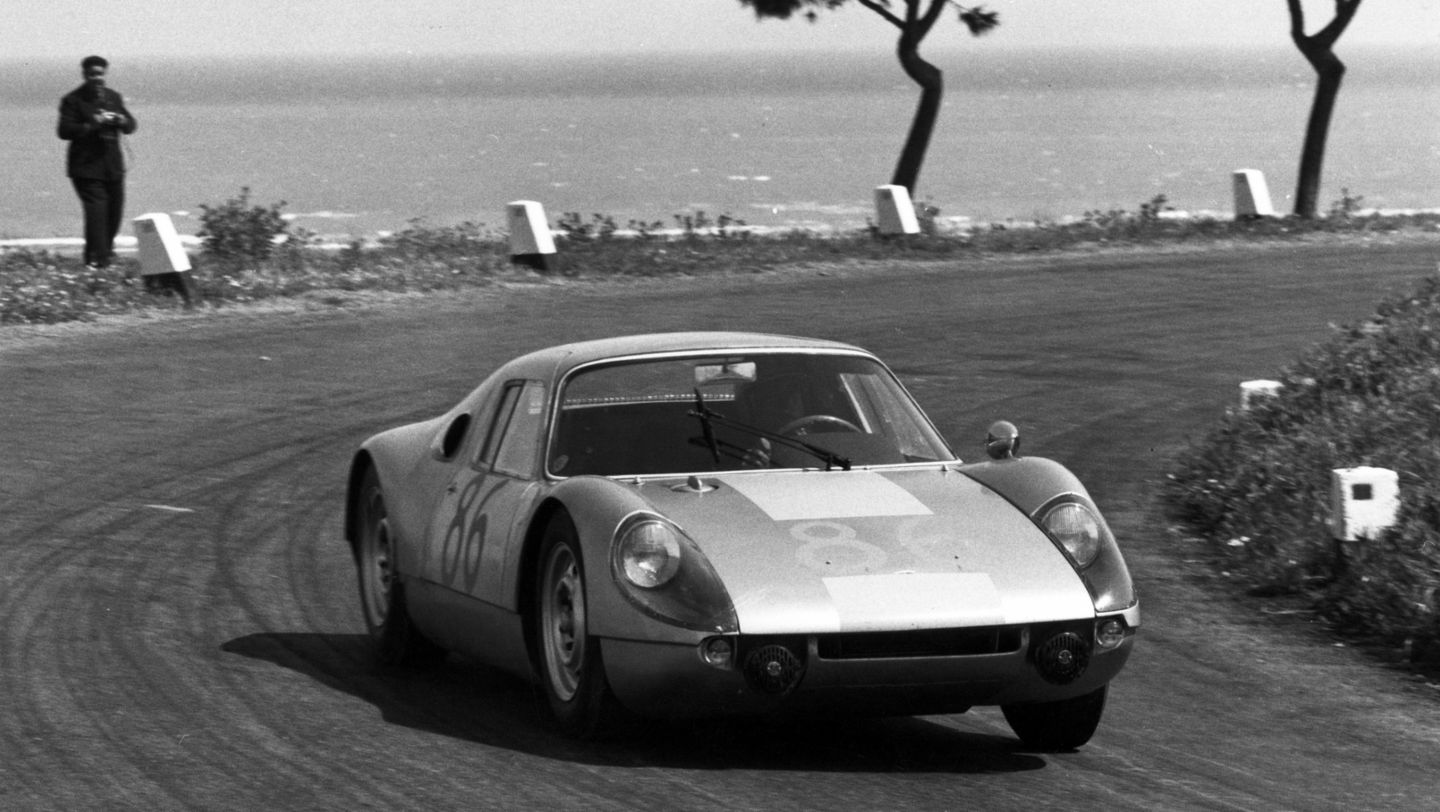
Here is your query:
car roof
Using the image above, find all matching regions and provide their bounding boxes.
[500,332,870,381]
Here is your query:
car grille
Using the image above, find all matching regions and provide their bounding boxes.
[816,626,1024,660]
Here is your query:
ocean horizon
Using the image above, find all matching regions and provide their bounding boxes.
[3,46,1436,243]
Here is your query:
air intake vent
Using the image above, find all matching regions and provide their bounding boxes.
[817,626,1024,660]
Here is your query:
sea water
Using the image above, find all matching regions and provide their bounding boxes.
[2,46,1435,241]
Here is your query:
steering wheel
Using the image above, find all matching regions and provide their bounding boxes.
[776,414,862,437]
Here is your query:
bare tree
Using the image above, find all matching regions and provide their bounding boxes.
[1287,0,1364,218]
[739,0,998,195]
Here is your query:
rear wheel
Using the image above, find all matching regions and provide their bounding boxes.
[535,512,623,737]
[355,467,443,667]
[1001,685,1108,751]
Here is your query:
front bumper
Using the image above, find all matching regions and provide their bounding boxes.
[601,614,1137,719]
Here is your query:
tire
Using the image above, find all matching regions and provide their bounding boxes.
[534,511,623,737]
[355,466,444,667]
[1001,685,1108,751]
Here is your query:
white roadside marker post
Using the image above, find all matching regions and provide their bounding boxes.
[507,200,557,272]
[1329,467,1400,543]
[132,212,196,306]
[874,185,920,236]
[1239,379,1283,411]
[1232,169,1275,220]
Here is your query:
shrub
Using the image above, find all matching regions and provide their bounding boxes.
[196,187,291,264]
[627,218,667,240]
[1164,276,1440,658]
[1138,193,1173,223]
[1328,188,1366,219]
[914,197,942,236]
[672,210,747,240]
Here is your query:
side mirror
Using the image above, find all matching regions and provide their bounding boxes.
[985,420,1020,460]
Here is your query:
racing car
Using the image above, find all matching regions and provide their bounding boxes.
[344,332,1138,750]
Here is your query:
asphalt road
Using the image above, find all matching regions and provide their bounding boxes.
[3,239,1439,811]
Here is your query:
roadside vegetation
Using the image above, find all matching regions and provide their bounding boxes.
[1164,276,1440,669]
[3,188,1436,326]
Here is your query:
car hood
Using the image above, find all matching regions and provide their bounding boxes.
[635,467,1096,634]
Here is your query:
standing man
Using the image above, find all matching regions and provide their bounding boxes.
[57,55,137,270]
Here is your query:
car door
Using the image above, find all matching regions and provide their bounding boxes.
[423,379,547,609]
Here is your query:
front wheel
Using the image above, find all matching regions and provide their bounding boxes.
[1001,685,1108,751]
[355,467,444,667]
[534,512,623,737]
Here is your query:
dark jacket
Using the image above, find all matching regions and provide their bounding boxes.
[57,84,137,180]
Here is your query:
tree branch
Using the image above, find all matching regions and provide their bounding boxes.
[856,0,904,28]
[1286,0,1306,42]
[1313,0,1363,48]
[917,0,950,38]
[1288,0,1364,49]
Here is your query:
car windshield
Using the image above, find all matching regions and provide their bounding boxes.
[547,351,954,477]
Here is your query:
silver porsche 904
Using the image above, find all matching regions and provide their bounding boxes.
[344,332,1138,750]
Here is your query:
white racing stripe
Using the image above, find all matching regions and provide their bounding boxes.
[721,471,932,521]
[823,572,1006,631]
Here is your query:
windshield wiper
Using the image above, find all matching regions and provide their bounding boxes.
[694,389,722,464]
[690,389,852,472]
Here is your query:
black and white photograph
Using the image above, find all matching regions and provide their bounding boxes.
[2,1,1437,809]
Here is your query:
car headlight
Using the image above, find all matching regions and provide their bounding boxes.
[610,513,738,633]
[1032,495,1136,615]
[1041,501,1103,568]
[618,518,682,588]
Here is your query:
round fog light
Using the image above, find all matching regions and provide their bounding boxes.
[701,637,734,669]
[743,644,804,695]
[1096,618,1126,649]
[1035,631,1089,684]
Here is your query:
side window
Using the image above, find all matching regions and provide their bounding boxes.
[477,383,523,469]
[493,381,547,478]
[476,381,546,478]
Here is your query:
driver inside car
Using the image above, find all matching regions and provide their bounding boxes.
[734,372,853,467]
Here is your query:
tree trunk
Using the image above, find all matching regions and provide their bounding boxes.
[890,33,943,195]
[1287,0,1363,219]
[1293,51,1346,218]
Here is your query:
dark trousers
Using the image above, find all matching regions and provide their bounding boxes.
[71,177,126,268]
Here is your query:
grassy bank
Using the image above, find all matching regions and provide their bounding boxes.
[1164,275,1440,668]
[4,196,1438,326]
